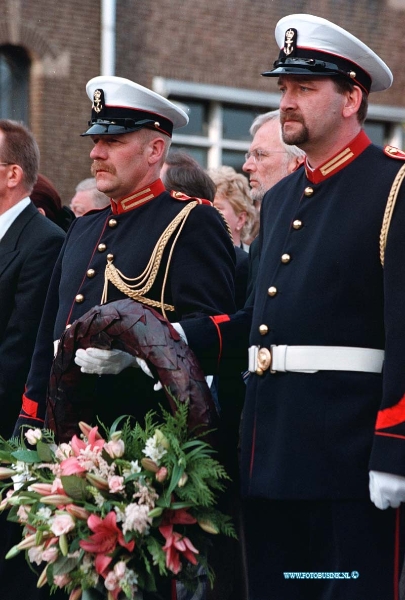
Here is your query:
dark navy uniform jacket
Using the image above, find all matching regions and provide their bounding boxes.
[17,179,236,430]
[183,131,405,500]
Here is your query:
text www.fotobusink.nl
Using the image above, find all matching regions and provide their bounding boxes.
[283,572,359,580]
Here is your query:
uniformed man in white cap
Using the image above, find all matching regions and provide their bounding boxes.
[16,75,236,426]
[14,77,236,596]
[176,13,405,600]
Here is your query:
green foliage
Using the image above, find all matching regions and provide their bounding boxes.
[0,398,236,598]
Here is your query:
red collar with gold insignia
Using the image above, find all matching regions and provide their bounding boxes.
[170,190,212,206]
[111,179,166,214]
[305,130,372,184]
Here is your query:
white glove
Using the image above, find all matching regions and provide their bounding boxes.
[369,470,405,509]
[135,323,187,391]
[172,322,187,344]
[75,348,138,375]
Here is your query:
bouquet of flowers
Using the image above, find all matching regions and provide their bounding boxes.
[0,402,235,600]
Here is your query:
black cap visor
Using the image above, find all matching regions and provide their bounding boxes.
[81,118,158,137]
[263,51,371,93]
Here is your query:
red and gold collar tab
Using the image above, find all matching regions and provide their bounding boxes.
[111,179,166,214]
[305,130,372,184]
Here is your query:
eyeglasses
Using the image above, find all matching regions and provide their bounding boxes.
[0,162,12,166]
[244,149,287,163]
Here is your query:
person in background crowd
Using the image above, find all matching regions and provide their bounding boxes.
[243,109,305,244]
[209,166,256,252]
[0,120,65,600]
[31,173,75,232]
[69,176,110,216]
[173,13,405,600]
[161,149,216,200]
[243,110,305,295]
[14,76,236,600]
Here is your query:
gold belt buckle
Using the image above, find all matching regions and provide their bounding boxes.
[256,347,272,375]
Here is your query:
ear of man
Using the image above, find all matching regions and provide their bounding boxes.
[342,84,363,119]
[288,155,305,174]
[146,135,167,167]
[6,164,25,190]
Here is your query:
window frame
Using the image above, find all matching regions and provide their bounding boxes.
[153,77,405,169]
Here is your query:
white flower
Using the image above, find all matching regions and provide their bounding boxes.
[24,428,42,445]
[80,554,94,574]
[126,568,139,586]
[37,507,53,521]
[114,560,127,579]
[28,545,44,565]
[122,503,152,535]
[123,460,141,478]
[114,505,125,523]
[142,433,168,463]
[11,461,31,490]
[90,490,106,508]
[54,443,73,461]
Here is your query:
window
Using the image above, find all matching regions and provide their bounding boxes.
[154,78,405,170]
[0,45,30,123]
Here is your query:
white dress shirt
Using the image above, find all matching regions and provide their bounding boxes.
[0,197,31,242]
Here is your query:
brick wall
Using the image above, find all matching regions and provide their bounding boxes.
[0,0,404,202]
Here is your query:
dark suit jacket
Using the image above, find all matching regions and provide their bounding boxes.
[0,201,65,438]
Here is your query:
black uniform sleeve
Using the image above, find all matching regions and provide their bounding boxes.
[370,176,405,475]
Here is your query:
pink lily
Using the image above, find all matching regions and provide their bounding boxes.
[71,426,105,455]
[59,456,87,476]
[79,512,135,575]
[159,525,199,574]
[161,507,197,527]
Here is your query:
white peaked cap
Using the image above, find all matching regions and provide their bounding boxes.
[82,76,189,137]
[262,14,392,93]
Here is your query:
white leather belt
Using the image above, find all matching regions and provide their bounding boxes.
[248,345,384,375]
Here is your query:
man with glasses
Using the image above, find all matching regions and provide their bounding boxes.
[0,120,65,599]
[243,109,305,212]
[243,110,305,292]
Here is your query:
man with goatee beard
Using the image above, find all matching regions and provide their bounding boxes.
[14,75,236,599]
[173,13,405,600]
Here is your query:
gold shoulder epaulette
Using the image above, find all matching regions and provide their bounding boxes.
[384,146,405,160]
[170,190,212,206]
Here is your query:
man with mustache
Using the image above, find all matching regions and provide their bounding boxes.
[14,77,236,600]
[176,14,405,600]
[15,75,235,430]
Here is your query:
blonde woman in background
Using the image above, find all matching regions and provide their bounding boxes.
[209,166,257,251]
